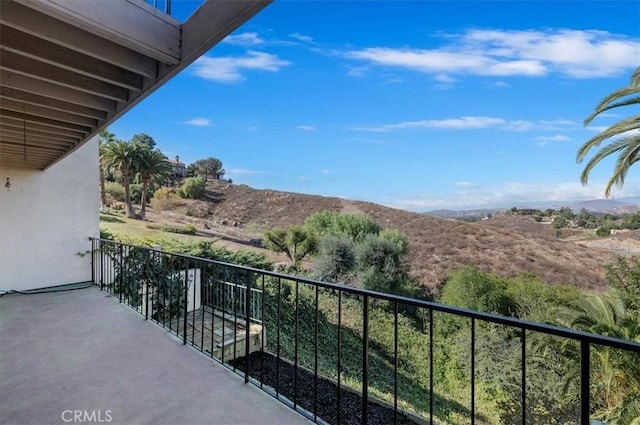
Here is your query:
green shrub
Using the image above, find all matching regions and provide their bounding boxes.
[304,210,381,243]
[552,216,568,228]
[595,226,611,237]
[104,181,125,202]
[177,177,206,199]
[312,234,356,282]
[146,223,197,235]
[152,187,180,211]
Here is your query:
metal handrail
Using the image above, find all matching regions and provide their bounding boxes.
[89,237,639,352]
[89,237,640,425]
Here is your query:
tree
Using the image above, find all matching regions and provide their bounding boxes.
[177,176,206,199]
[131,133,156,150]
[312,235,355,283]
[304,211,381,243]
[192,157,224,181]
[136,147,170,218]
[102,140,141,218]
[264,226,317,271]
[98,129,115,210]
[577,66,640,197]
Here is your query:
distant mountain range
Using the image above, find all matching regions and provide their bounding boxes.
[426,198,640,218]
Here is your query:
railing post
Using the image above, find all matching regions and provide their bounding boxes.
[362,295,369,425]
[183,258,189,345]
[99,240,104,290]
[522,328,526,424]
[245,271,251,384]
[471,317,476,425]
[91,239,95,285]
[118,244,123,303]
[580,340,591,425]
[144,249,149,321]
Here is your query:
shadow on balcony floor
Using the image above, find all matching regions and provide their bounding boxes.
[0,285,310,425]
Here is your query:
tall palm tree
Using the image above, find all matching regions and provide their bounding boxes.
[98,129,115,211]
[102,140,141,218]
[136,148,170,218]
[577,66,640,197]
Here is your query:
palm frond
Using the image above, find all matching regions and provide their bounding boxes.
[585,87,640,125]
[577,115,640,162]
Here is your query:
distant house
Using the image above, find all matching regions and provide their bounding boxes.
[168,160,187,179]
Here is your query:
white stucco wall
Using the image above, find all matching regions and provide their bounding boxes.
[0,137,99,291]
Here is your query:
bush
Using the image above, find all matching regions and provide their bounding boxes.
[552,216,568,228]
[312,235,356,282]
[178,177,206,199]
[595,226,611,237]
[304,210,381,243]
[146,223,196,235]
[152,187,180,211]
[104,182,125,202]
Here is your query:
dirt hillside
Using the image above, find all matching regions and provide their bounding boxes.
[155,181,615,291]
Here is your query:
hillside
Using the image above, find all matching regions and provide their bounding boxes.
[143,181,614,292]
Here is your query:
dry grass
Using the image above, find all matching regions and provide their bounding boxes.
[137,181,615,292]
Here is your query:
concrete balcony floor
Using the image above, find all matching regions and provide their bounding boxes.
[0,286,310,425]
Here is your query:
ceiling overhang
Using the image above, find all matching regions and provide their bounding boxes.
[0,0,271,170]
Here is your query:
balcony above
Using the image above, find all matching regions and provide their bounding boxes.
[0,0,271,170]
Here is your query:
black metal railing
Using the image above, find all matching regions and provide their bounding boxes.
[90,237,640,425]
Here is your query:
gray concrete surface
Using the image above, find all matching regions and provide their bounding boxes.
[0,286,311,425]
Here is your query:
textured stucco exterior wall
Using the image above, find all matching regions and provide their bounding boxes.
[0,137,99,291]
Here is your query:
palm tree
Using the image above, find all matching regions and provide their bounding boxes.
[561,293,640,424]
[577,66,640,197]
[102,140,141,218]
[98,129,115,211]
[136,148,170,218]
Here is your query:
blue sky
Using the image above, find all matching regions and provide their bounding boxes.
[111,1,640,211]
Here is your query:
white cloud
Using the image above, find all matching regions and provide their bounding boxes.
[535,134,572,144]
[347,66,368,77]
[347,28,640,80]
[389,180,640,211]
[222,32,264,46]
[454,181,480,188]
[321,169,331,175]
[290,33,314,43]
[296,125,318,131]
[488,81,510,88]
[192,51,290,83]
[353,116,506,132]
[182,117,211,127]
[503,120,535,131]
[226,168,266,177]
[352,116,584,133]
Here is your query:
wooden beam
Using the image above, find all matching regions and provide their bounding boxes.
[1,98,98,128]
[1,141,68,153]
[0,116,86,139]
[1,109,92,134]
[1,132,76,148]
[0,1,158,78]
[0,87,108,120]
[0,158,49,170]
[0,70,116,112]
[0,123,81,144]
[0,50,129,102]
[0,26,143,91]
[12,0,180,64]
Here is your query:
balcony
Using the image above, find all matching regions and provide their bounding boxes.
[0,283,309,425]
[4,238,637,425]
